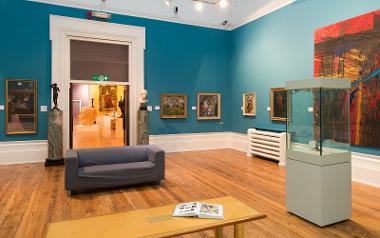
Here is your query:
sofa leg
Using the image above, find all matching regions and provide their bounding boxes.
[67,190,72,196]
[152,180,162,186]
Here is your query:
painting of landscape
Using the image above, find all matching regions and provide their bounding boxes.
[314,9,380,148]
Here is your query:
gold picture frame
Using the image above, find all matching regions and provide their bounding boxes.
[5,79,38,134]
[160,93,188,119]
[270,87,287,121]
[99,85,117,112]
[197,92,221,120]
[243,92,256,116]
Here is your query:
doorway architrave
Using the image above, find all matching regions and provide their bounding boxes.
[50,15,145,155]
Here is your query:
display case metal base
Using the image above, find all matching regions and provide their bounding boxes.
[286,158,352,227]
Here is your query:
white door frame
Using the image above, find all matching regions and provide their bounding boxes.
[50,15,145,154]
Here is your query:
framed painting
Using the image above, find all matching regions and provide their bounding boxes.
[5,79,37,134]
[314,9,380,148]
[243,92,256,116]
[99,85,117,112]
[160,93,187,119]
[270,88,287,121]
[197,93,221,120]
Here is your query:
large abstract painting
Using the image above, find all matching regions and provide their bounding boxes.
[314,10,380,148]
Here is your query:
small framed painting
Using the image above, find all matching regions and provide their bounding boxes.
[197,93,221,120]
[270,87,287,121]
[5,79,38,134]
[99,85,117,112]
[243,92,256,116]
[160,93,187,119]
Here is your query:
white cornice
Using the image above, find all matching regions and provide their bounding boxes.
[28,0,295,31]
[231,0,296,30]
[28,0,232,30]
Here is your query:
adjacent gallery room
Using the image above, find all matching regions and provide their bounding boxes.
[1,0,380,237]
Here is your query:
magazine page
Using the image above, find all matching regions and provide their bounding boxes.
[172,202,199,217]
[197,203,224,219]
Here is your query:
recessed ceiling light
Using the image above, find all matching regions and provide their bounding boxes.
[219,0,228,8]
[195,2,203,11]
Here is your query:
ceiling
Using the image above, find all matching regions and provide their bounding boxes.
[29,0,295,30]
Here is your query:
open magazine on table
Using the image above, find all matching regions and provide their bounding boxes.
[172,202,224,219]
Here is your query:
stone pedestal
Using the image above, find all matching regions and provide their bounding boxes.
[45,108,64,166]
[137,109,149,145]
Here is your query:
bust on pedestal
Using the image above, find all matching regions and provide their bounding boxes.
[137,90,149,145]
[45,84,64,166]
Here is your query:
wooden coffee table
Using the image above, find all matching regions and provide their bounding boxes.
[45,196,266,238]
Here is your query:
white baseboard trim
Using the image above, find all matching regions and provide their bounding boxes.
[352,152,380,188]
[0,140,48,165]
[149,132,233,153]
[228,132,249,153]
[151,132,380,188]
[1,133,379,188]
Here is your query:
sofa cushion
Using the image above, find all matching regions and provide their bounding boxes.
[78,161,155,178]
[77,146,148,167]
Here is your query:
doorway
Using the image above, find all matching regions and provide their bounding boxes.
[70,83,129,149]
[50,15,145,153]
[69,38,130,149]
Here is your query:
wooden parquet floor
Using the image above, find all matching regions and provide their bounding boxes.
[1,149,380,238]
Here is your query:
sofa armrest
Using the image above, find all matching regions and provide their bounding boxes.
[147,146,165,165]
[65,150,79,191]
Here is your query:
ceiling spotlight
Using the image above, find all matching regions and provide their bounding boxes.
[195,2,203,11]
[165,0,171,6]
[219,0,228,8]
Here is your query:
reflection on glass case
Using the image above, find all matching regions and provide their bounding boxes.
[287,87,350,156]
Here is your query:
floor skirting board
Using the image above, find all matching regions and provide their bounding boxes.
[1,133,379,188]
[352,152,380,188]
[150,132,380,188]
[0,140,48,165]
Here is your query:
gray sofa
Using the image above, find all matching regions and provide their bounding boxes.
[65,145,165,193]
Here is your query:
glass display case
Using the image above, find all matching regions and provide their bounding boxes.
[284,78,352,227]
[285,78,351,165]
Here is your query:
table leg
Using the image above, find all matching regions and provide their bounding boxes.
[215,227,223,238]
[234,223,244,238]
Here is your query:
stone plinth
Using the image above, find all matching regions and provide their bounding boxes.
[137,109,149,145]
[46,108,64,166]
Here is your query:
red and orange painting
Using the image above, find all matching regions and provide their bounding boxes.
[314,9,380,148]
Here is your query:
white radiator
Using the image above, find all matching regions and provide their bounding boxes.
[247,128,286,166]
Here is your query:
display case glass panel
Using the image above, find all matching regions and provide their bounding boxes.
[287,87,350,156]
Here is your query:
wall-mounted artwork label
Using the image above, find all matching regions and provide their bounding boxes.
[308,107,314,112]
[270,88,287,121]
[314,9,380,148]
[0,105,4,110]
[5,79,37,134]
[154,106,160,111]
[197,93,221,120]
[92,75,109,81]
[192,106,197,111]
[243,92,256,116]
[40,105,48,112]
[147,106,153,112]
[160,94,187,119]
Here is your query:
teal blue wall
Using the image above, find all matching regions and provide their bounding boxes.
[230,0,380,155]
[0,0,231,141]
[1,0,379,155]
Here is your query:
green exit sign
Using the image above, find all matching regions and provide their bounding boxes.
[92,75,110,81]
